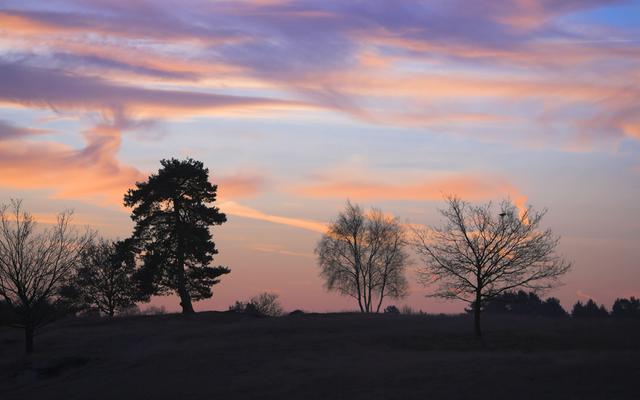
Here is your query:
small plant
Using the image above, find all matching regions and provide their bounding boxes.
[401,305,415,315]
[384,305,400,314]
[142,306,166,316]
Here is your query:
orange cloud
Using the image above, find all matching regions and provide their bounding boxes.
[220,201,327,233]
[0,124,142,206]
[296,173,528,211]
[217,173,266,200]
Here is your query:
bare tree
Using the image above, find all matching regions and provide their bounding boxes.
[412,196,571,338]
[71,238,140,317]
[0,200,93,353]
[316,202,409,313]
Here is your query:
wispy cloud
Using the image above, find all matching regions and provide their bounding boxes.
[221,201,327,233]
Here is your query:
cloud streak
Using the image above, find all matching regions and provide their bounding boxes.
[221,201,327,233]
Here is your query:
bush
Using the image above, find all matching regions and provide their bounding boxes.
[228,301,247,313]
[289,309,305,316]
[384,305,400,314]
[229,293,284,317]
[250,293,283,317]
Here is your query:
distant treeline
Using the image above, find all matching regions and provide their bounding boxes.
[461,291,640,319]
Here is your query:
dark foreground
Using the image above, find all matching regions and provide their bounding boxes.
[1,312,639,400]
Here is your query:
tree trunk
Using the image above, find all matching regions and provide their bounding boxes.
[474,293,482,339]
[25,324,34,354]
[375,292,384,313]
[375,275,388,313]
[176,239,194,314]
[174,199,194,315]
[177,270,194,314]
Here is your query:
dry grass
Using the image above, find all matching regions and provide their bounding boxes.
[1,312,639,399]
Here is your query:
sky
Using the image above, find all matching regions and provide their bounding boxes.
[1,0,639,313]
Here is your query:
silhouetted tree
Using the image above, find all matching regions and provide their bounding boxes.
[69,238,140,317]
[316,202,409,313]
[611,297,640,318]
[571,299,609,318]
[124,158,230,314]
[541,297,568,317]
[0,200,93,353]
[412,196,571,338]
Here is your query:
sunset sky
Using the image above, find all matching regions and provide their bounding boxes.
[1,0,639,313]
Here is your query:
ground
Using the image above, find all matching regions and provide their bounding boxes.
[1,312,639,399]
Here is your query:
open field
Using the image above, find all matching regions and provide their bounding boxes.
[1,313,639,400]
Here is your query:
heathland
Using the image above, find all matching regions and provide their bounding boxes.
[2,312,639,400]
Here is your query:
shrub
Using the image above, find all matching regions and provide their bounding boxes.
[384,305,400,314]
[229,293,284,317]
[228,301,247,313]
[250,293,284,317]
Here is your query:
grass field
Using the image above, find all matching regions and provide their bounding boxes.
[2,312,639,399]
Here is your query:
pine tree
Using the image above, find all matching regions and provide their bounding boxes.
[124,158,230,313]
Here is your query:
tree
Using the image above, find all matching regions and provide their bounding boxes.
[571,299,609,318]
[124,158,230,314]
[541,297,568,318]
[0,200,92,353]
[412,196,571,338]
[316,202,409,313]
[611,297,640,318]
[70,238,140,317]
